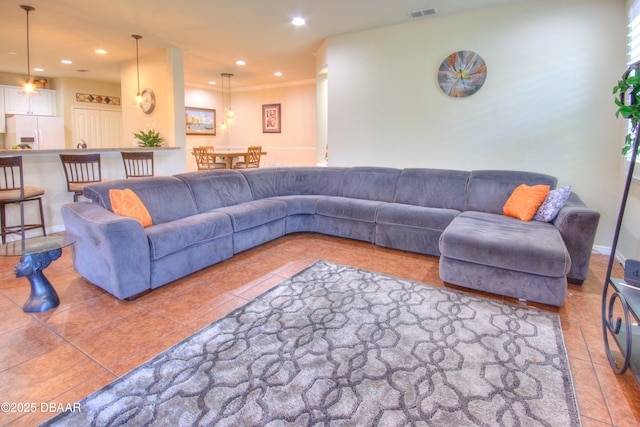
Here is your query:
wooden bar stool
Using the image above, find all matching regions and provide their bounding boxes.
[0,156,46,243]
[121,151,154,178]
[59,153,105,202]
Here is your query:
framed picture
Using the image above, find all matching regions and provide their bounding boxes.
[262,104,281,133]
[186,107,216,135]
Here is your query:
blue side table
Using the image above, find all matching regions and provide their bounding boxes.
[0,236,75,313]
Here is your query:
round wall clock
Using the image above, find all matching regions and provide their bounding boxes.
[140,88,156,114]
[438,51,487,98]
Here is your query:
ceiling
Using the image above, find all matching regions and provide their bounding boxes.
[0,0,522,89]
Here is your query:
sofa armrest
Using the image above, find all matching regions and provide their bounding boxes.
[61,202,151,299]
[552,193,600,284]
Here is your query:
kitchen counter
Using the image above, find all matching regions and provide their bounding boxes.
[0,147,180,155]
[1,146,184,242]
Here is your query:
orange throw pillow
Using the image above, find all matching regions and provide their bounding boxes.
[503,184,550,221]
[109,189,152,228]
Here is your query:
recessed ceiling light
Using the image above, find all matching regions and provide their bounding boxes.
[274,71,283,77]
[292,17,306,26]
[236,60,246,66]
[95,49,107,55]
[33,67,44,72]
[208,81,216,85]
[61,59,73,64]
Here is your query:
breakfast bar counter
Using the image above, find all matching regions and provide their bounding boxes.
[0,147,183,241]
[0,146,180,155]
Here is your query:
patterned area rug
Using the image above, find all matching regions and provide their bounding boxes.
[42,261,580,426]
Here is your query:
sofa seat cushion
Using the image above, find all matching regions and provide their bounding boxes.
[439,211,571,277]
[269,195,325,215]
[316,197,387,223]
[146,211,232,260]
[215,199,287,232]
[376,203,460,230]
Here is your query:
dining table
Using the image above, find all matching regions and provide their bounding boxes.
[210,149,267,169]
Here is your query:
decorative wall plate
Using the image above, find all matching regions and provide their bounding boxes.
[140,88,156,114]
[438,51,487,97]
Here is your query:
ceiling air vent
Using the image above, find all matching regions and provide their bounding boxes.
[408,8,437,19]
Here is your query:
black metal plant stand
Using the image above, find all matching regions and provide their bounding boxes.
[602,60,640,380]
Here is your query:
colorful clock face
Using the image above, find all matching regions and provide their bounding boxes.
[140,88,156,114]
[438,51,487,98]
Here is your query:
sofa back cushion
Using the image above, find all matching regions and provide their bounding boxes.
[175,170,254,213]
[395,169,469,210]
[83,177,198,224]
[338,167,401,202]
[241,167,345,199]
[466,170,557,214]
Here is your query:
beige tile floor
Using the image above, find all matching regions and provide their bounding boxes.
[0,233,638,426]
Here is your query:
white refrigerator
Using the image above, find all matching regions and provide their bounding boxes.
[5,115,65,150]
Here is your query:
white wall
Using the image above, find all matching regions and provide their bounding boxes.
[185,81,317,170]
[324,0,627,248]
[120,47,186,176]
[53,77,122,148]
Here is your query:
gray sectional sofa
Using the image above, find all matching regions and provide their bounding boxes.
[60,167,599,306]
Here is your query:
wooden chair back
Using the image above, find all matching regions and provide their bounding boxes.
[0,155,46,242]
[59,153,103,201]
[121,151,154,178]
[0,156,26,199]
[234,146,262,169]
[246,146,262,166]
[193,146,225,170]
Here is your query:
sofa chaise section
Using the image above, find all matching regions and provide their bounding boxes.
[439,211,571,306]
[438,170,598,306]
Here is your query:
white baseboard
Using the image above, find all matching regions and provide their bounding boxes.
[4,224,66,243]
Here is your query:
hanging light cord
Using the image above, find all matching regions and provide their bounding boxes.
[26,7,31,83]
[20,5,36,90]
[132,35,142,100]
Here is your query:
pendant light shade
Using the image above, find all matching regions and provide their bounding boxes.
[132,34,143,105]
[20,5,38,95]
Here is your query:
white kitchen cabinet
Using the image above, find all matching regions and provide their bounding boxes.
[2,85,56,116]
[73,107,122,148]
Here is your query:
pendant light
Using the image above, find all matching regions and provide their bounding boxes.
[225,73,234,124]
[220,73,234,130]
[132,34,143,105]
[220,75,228,131]
[20,5,38,95]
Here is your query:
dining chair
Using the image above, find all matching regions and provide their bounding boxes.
[0,156,46,243]
[121,151,154,178]
[233,146,262,169]
[193,146,226,170]
[59,153,104,202]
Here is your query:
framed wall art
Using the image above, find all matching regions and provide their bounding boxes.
[186,107,216,135]
[262,104,281,133]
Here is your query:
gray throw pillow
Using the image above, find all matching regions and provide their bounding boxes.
[533,185,571,222]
